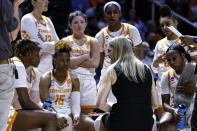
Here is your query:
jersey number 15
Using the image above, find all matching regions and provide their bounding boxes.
[55,95,65,105]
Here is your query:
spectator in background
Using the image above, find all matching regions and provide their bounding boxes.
[95,1,108,29]
[166,0,189,17]
[88,0,106,8]
[188,0,197,17]
[0,0,24,130]
[85,14,100,37]
[46,0,71,39]
[146,20,162,42]
[141,41,154,67]
[71,0,89,12]
[127,8,147,41]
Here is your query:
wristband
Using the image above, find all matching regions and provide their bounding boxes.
[194,38,197,43]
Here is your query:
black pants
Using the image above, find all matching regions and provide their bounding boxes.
[191,96,197,131]
[102,114,152,131]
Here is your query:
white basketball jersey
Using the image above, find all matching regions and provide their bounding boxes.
[49,71,72,115]
[67,35,95,76]
[167,69,194,127]
[21,13,55,73]
[13,68,36,109]
[154,37,182,80]
[167,69,180,106]
[26,68,36,92]
[99,23,130,75]
[10,57,36,109]
[21,13,53,42]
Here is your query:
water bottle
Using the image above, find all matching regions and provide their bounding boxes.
[43,99,52,111]
[177,103,187,131]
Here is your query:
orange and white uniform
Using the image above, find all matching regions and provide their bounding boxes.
[152,37,182,98]
[160,68,195,127]
[49,71,72,115]
[6,57,36,131]
[21,13,59,74]
[152,37,182,82]
[95,23,142,76]
[62,35,97,108]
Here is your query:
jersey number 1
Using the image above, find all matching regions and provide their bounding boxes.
[55,95,65,105]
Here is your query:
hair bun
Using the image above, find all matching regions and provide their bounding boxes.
[160,5,172,17]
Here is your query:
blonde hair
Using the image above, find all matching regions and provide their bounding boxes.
[53,40,72,58]
[55,40,72,52]
[109,36,145,82]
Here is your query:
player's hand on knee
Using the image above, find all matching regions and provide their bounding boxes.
[57,115,68,128]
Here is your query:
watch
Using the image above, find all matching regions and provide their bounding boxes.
[194,37,197,43]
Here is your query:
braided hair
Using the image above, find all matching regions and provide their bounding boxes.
[14,39,40,58]
[167,44,191,62]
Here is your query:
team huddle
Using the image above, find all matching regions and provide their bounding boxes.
[1,0,197,131]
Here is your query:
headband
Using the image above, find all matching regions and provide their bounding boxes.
[103,1,121,13]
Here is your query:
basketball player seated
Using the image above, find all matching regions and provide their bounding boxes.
[6,39,68,131]
[39,40,95,131]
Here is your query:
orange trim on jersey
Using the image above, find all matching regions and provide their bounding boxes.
[6,111,18,131]
[97,82,102,96]
[31,13,47,26]
[34,21,38,28]
[21,30,31,39]
[164,38,182,48]
[175,38,182,45]
[51,71,68,86]
[26,68,36,85]
[159,39,163,45]
[89,37,92,45]
[168,70,171,89]
[44,16,51,26]
[20,30,26,33]
[164,38,168,48]
[101,29,105,48]
[11,57,22,63]
[87,37,92,49]
[71,35,87,47]
[32,68,36,81]
[126,24,130,36]
[175,38,179,44]
[26,79,31,84]
[186,113,192,126]
[81,105,97,109]
[158,105,163,109]
[106,23,124,37]
[172,70,179,80]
